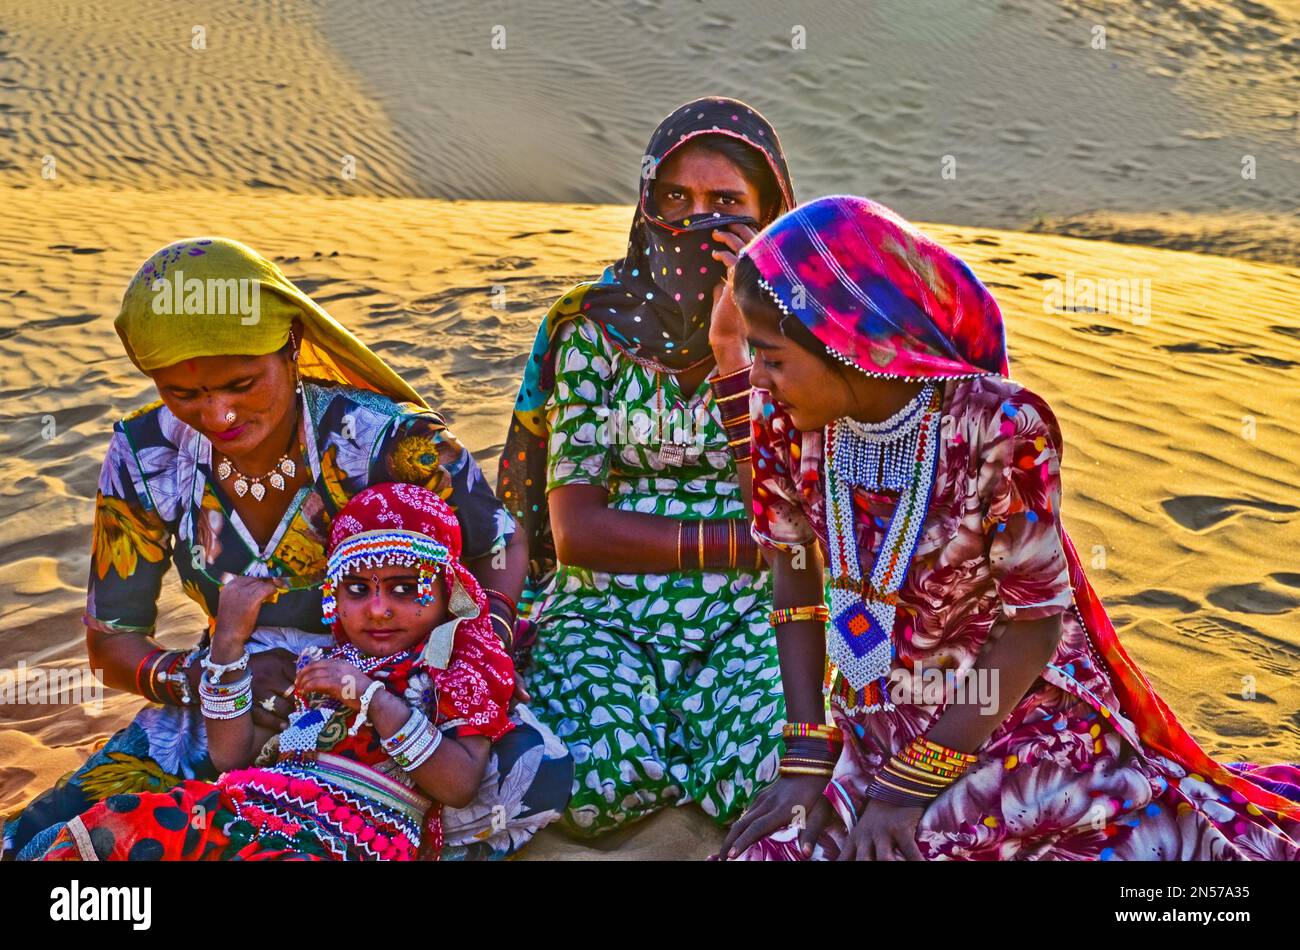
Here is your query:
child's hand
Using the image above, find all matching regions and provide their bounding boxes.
[214,576,283,647]
[295,659,374,711]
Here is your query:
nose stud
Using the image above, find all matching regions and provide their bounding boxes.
[224,411,237,423]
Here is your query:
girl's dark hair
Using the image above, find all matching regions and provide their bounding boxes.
[690,134,783,225]
[732,255,842,370]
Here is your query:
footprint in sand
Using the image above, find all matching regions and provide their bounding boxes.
[1207,583,1300,616]
[1269,325,1300,340]
[1173,615,1300,676]
[1073,325,1124,335]
[1114,588,1200,612]
[1195,700,1276,739]
[1021,272,1058,281]
[1161,495,1299,533]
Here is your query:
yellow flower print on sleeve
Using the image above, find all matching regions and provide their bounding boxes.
[181,577,209,613]
[91,492,170,581]
[319,443,351,511]
[385,416,456,500]
[275,511,327,575]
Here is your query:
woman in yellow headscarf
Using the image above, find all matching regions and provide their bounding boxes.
[5,238,572,861]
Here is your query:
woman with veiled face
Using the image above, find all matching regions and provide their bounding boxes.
[498,97,796,837]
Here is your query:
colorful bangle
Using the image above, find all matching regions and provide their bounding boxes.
[710,363,752,395]
[779,763,835,778]
[770,606,830,627]
[782,721,842,742]
[916,736,978,764]
[780,756,839,769]
[483,588,518,616]
[144,649,173,704]
[381,708,443,771]
[134,648,165,702]
[199,673,253,721]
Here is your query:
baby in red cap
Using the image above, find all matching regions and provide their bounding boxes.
[42,483,514,860]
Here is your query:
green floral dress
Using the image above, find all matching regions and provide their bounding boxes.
[525,316,785,837]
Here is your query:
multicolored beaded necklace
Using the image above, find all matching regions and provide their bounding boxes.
[824,381,943,713]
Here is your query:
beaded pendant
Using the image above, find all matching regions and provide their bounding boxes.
[824,383,942,713]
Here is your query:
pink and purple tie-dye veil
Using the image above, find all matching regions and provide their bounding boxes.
[739,195,1300,822]
[741,195,1007,381]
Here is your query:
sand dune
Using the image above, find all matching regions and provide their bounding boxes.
[1,0,1297,858]
[3,0,1296,261]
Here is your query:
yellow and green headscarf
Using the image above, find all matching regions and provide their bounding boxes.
[115,237,426,408]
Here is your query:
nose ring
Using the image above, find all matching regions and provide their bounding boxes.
[224,411,237,423]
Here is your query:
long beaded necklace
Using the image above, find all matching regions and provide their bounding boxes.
[824,381,943,713]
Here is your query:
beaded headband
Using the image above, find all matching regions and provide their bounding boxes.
[321,529,452,626]
[755,278,990,383]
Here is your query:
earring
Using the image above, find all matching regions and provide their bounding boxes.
[416,565,437,605]
[321,578,337,626]
[289,330,303,395]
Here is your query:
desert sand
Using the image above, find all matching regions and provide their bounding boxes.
[0,0,1297,860]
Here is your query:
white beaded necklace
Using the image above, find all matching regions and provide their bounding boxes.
[824,382,943,713]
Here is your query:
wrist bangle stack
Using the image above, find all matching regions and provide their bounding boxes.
[676,519,763,571]
[865,735,978,808]
[779,721,843,778]
[135,648,168,703]
[381,707,443,771]
[199,672,253,720]
[349,680,385,736]
[709,364,753,463]
[769,605,830,628]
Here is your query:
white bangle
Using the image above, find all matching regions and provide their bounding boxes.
[201,649,250,685]
[349,680,385,736]
[199,673,253,720]
[380,708,442,771]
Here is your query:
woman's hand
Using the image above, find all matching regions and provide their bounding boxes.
[717,773,831,859]
[213,576,282,647]
[709,222,759,373]
[837,798,925,861]
[247,649,297,733]
[294,658,373,711]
